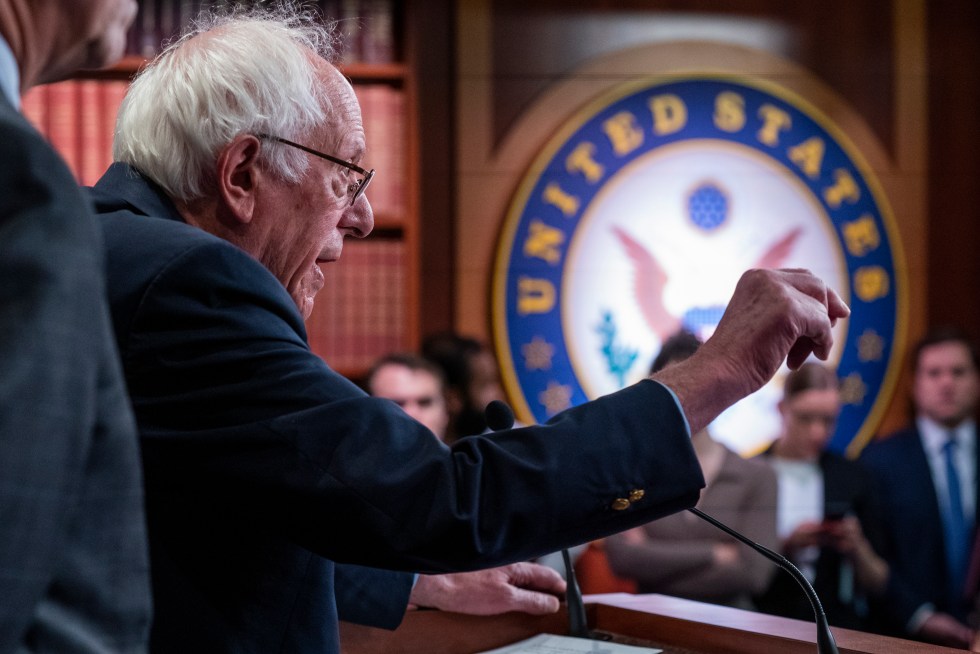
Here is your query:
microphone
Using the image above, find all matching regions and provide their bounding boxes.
[482,400,593,639]
[688,507,840,654]
[484,399,516,432]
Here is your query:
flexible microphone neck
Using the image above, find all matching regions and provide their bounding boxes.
[483,400,593,639]
[688,507,840,654]
[561,548,592,639]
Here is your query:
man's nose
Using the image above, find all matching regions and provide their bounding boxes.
[343,193,374,239]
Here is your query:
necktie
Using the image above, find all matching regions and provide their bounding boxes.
[943,437,969,605]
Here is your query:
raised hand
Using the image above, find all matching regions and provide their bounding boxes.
[651,268,849,436]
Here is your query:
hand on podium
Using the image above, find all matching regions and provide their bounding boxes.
[409,563,568,616]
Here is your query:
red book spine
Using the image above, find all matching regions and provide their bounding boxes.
[78,80,102,186]
[46,80,80,181]
[102,80,130,170]
[20,86,47,133]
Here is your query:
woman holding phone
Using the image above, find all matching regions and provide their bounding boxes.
[755,363,890,632]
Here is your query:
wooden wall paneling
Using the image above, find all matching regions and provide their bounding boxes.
[875,0,929,435]
[926,0,980,345]
[407,0,457,339]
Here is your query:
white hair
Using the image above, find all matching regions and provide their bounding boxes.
[113,3,341,202]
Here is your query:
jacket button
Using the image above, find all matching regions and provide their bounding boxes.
[628,489,645,503]
[611,498,631,511]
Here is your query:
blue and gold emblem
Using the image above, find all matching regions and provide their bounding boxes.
[492,75,906,456]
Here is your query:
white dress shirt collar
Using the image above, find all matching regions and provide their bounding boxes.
[0,35,20,108]
[917,415,976,525]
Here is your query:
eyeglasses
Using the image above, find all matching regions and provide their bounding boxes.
[257,134,375,206]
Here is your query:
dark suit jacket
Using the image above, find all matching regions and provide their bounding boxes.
[90,163,704,654]
[860,426,980,628]
[756,449,885,631]
[0,100,151,651]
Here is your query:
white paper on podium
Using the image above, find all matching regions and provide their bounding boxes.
[476,633,662,654]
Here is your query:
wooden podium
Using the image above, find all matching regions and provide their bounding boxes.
[340,593,964,654]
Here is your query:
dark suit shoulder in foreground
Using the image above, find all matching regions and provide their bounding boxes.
[0,101,150,652]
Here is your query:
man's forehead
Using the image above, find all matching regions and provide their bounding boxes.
[402,366,440,383]
[374,363,438,385]
[319,65,366,156]
[919,343,972,366]
[915,343,980,376]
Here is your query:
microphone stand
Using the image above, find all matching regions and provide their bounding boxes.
[688,507,840,654]
[561,548,592,639]
[482,400,839,652]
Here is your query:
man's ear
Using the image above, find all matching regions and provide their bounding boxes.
[215,134,263,224]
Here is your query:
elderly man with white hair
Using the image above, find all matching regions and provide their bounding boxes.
[90,4,848,653]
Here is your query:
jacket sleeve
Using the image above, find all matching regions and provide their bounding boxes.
[121,238,705,573]
[333,564,414,630]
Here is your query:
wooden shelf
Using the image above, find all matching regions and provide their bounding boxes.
[73,55,148,81]
[368,225,406,240]
[341,62,409,83]
[371,208,409,231]
[73,56,407,84]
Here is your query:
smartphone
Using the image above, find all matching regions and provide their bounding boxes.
[823,501,852,522]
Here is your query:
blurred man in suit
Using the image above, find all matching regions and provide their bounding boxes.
[366,353,451,441]
[90,5,847,653]
[861,327,980,647]
[0,0,149,652]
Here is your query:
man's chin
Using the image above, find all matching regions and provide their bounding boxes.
[298,297,316,321]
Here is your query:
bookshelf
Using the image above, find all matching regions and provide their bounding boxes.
[24,0,419,380]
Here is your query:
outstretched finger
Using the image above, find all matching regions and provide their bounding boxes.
[827,286,850,323]
[787,337,816,370]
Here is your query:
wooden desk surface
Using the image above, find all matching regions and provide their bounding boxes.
[341,592,964,654]
[583,593,963,654]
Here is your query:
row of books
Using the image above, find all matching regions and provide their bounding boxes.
[21,78,408,218]
[306,238,407,371]
[127,0,397,64]
[356,83,407,218]
[21,80,129,187]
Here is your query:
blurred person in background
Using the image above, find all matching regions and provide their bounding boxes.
[605,330,779,609]
[422,332,509,442]
[366,352,450,441]
[861,327,980,648]
[757,363,888,632]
